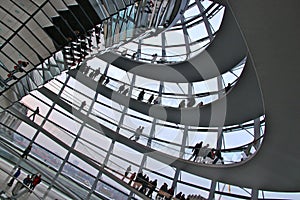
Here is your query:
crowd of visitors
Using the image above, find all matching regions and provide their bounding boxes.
[136,89,162,105]
[7,166,42,194]
[121,167,207,200]
[79,66,214,109]
[27,173,42,191]
[178,99,204,108]
[189,141,224,164]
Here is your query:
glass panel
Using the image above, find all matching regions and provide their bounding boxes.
[9,35,40,65]
[13,0,38,15]
[75,138,107,164]
[0,22,14,39]
[0,8,22,31]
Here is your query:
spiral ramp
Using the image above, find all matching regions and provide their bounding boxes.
[0,0,299,199]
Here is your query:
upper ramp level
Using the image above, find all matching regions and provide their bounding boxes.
[67,58,263,127]
[97,3,247,83]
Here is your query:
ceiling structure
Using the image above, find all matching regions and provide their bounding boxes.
[0,0,299,199]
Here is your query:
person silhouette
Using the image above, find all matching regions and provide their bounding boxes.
[137,90,145,101]
[122,88,129,95]
[188,141,203,162]
[21,144,32,159]
[28,107,39,121]
[178,100,185,108]
[118,83,125,93]
[148,94,154,104]
[122,165,131,181]
[7,167,21,187]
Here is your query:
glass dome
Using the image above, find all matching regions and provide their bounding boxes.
[1,0,297,200]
